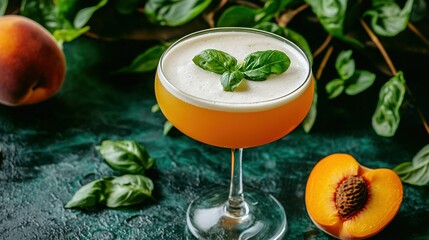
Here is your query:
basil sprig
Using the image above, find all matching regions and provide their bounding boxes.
[325,50,376,99]
[97,140,155,174]
[192,49,290,91]
[66,175,154,208]
[66,140,156,209]
[393,144,429,186]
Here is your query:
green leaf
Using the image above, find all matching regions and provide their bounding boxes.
[393,144,429,186]
[0,0,8,16]
[335,50,355,80]
[254,22,314,66]
[106,175,154,208]
[145,0,212,27]
[305,0,362,47]
[192,49,238,75]
[325,78,344,99]
[20,0,60,32]
[302,78,318,133]
[255,0,296,22]
[216,6,257,27]
[345,70,376,95]
[53,26,90,43]
[163,121,174,135]
[364,0,414,37]
[151,103,160,113]
[242,50,291,81]
[97,140,155,174]
[372,71,406,137]
[74,0,108,29]
[221,70,244,92]
[65,179,110,208]
[116,45,168,73]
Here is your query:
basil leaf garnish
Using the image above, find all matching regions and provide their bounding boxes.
[106,175,154,208]
[393,144,429,186]
[372,71,406,137]
[193,49,291,91]
[65,178,110,208]
[97,140,155,174]
[192,49,238,75]
[221,70,244,92]
[242,50,291,81]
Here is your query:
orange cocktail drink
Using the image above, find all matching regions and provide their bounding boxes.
[155,27,313,239]
[155,28,313,149]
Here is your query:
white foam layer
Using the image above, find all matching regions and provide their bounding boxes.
[158,28,311,111]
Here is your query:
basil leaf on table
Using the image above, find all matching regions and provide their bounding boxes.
[242,50,291,81]
[372,71,406,137]
[97,140,155,174]
[106,175,154,208]
[393,144,429,186]
[65,178,110,208]
[66,175,154,208]
[192,49,238,75]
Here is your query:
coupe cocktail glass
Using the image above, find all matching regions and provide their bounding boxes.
[155,27,313,239]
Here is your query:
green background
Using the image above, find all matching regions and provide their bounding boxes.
[0,35,428,239]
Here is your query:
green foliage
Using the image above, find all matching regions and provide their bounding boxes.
[145,0,212,26]
[364,0,414,37]
[305,0,363,47]
[116,45,168,73]
[394,144,429,186]
[20,0,108,44]
[326,50,376,99]
[0,0,8,16]
[372,71,407,137]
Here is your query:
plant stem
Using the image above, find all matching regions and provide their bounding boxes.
[360,19,429,135]
[316,45,334,80]
[360,19,397,75]
[408,22,429,47]
[276,4,309,27]
[204,0,228,28]
[313,35,332,59]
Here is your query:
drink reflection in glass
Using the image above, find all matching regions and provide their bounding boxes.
[155,27,313,239]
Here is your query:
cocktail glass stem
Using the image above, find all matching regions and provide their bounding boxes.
[227,148,249,217]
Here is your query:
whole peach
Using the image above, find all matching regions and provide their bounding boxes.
[0,15,66,106]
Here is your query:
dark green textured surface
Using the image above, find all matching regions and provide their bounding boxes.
[0,37,428,240]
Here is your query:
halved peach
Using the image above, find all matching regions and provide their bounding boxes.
[305,153,403,239]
